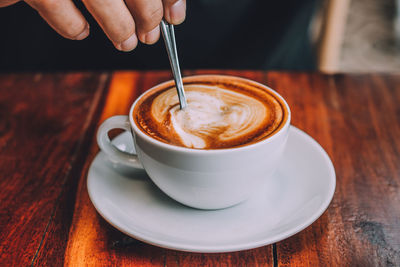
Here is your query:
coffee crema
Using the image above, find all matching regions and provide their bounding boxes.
[133,77,287,149]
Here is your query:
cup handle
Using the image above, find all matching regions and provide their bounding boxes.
[96,115,143,169]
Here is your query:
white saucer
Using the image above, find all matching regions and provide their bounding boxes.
[87,126,335,253]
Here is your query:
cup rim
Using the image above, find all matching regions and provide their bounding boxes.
[129,74,291,154]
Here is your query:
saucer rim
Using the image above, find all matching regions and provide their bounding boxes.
[87,126,336,253]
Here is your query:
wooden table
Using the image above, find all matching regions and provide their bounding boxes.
[1,71,399,266]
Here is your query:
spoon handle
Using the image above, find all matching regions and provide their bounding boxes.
[160,19,187,109]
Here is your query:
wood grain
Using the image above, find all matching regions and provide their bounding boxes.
[1,71,399,266]
[0,73,109,266]
[273,73,400,266]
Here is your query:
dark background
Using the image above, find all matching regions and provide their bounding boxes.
[0,0,317,71]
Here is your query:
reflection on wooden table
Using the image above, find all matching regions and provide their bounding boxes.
[0,71,399,266]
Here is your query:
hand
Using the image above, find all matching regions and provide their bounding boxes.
[1,0,186,51]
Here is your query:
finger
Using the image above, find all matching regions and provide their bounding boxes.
[0,0,20,7]
[125,0,163,44]
[162,0,186,25]
[82,0,137,51]
[26,0,89,40]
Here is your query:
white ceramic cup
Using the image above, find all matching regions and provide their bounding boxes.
[97,75,291,210]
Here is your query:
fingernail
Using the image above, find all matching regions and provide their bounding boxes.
[168,0,186,25]
[116,33,138,52]
[142,26,160,44]
[75,24,90,40]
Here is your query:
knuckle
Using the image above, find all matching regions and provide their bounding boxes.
[140,5,163,29]
[113,20,135,43]
[29,0,60,10]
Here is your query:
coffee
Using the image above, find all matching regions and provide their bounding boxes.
[133,76,288,149]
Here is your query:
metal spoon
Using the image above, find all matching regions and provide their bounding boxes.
[160,19,187,109]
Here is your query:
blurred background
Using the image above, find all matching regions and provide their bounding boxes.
[0,0,399,72]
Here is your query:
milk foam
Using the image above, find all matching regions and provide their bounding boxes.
[151,85,269,148]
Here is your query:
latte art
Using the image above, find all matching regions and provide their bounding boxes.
[134,78,286,149]
[152,85,269,148]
